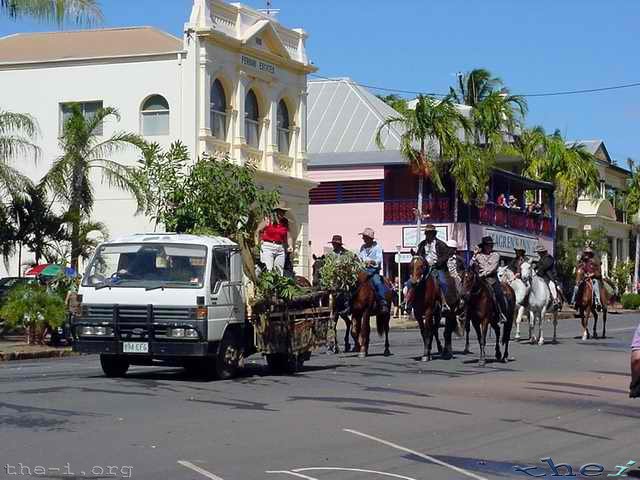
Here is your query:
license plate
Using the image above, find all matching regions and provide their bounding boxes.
[123,342,148,354]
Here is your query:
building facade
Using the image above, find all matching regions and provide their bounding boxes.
[0,0,316,277]
[306,79,555,281]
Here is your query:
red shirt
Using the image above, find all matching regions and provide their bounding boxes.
[261,220,288,244]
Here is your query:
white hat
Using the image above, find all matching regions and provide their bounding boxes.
[446,239,458,249]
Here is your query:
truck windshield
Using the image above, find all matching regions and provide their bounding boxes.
[83,243,207,289]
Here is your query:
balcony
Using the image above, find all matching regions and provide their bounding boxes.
[384,198,553,238]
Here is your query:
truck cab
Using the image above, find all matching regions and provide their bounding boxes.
[73,233,250,379]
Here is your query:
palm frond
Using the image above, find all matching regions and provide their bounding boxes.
[87,131,147,161]
[1,0,103,26]
[89,158,146,211]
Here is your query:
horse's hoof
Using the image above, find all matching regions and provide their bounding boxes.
[463,348,471,355]
[593,333,599,339]
[551,337,557,344]
[442,351,453,360]
[515,333,521,340]
[479,359,486,367]
[358,351,366,359]
[344,345,351,353]
[581,333,588,341]
[601,335,606,339]
[529,336,537,345]
[383,349,391,357]
[421,355,428,362]
[538,337,544,346]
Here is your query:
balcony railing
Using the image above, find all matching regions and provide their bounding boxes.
[384,199,553,237]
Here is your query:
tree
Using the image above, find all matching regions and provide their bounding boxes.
[376,94,408,114]
[375,94,470,239]
[136,144,280,283]
[1,0,102,26]
[508,128,600,208]
[42,104,145,271]
[0,110,39,201]
[624,165,640,292]
[450,69,503,107]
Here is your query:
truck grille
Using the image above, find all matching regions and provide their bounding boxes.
[80,304,194,339]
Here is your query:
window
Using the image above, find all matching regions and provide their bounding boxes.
[245,89,260,148]
[210,249,230,292]
[616,238,623,262]
[210,80,227,140]
[277,99,291,154]
[60,101,103,136]
[141,95,170,136]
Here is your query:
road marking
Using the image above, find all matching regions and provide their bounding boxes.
[178,461,225,480]
[295,467,417,479]
[266,471,319,480]
[606,326,637,333]
[344,428,489,480]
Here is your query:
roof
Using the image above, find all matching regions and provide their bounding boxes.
[570,139,602,155]
[307,78,404,157]
[568,139,631,175]
[0,27,183,65]
[106,233,237,248]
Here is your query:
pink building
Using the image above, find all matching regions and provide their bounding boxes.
[306,78,555,281]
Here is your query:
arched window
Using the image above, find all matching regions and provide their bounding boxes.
[245,89,260,148]
[277,99,291,154]
[141,95,170,136]
[210,79,227,140]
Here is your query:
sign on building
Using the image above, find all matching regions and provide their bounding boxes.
[484,228,537,256]
[402,226,447,248]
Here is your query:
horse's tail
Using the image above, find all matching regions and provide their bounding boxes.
[376,314,385,337]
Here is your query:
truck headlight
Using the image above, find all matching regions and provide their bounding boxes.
[185,328,199,339]
[169,328,185,338]
[94,326,112,336]
[80,326,95,336]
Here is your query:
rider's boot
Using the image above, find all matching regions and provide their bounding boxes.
[379,299,389,315]
[441,292,450,312]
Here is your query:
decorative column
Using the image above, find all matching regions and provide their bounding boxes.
[261,117,271,170]
[233,72,248,163]
[265,97,278,173]
[199,60,212,138]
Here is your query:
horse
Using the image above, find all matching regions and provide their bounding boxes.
[576,277,609,340]
[498,265,529,340]
[350,271,392,358]
[461,266,515,366]
[312,255,353,353]
[520,261,558,345]
[407,256,462,361]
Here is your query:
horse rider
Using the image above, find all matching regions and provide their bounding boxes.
[446,239,464,294]
[328,234,349,256]
[508,247,528,280]
[358,228,389,314]
[416,224,450,309]
[471,236,509,323]
[571,247,603,310]
[534,244,561,310]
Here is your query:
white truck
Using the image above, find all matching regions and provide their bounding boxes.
[72,233,330,379]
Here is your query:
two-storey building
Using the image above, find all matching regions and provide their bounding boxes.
[0,0,316,277]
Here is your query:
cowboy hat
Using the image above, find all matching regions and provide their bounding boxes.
[274,201,290,212]
[359,227,375,239]
[534,244,547,253]
[328,235,343,245]
[478,236,494,247]
[424,224,437,232]
[446,239,458,249]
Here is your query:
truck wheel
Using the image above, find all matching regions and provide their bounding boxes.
[100,355,129,378]
[216,331,242,380]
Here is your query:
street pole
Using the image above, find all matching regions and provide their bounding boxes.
[396,245,402,317]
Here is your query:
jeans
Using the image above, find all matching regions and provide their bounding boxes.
[366,267,387,305]
[260,241,286,273]
[435,269,448,296]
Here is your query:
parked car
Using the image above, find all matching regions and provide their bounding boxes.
[0,277,33,336]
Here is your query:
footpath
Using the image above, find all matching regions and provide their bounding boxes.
[0,336,78,362]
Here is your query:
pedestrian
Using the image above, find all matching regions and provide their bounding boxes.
[631,323,640,398]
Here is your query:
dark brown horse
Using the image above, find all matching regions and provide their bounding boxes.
[351,271,393,358]
[408,256,458,361]
[576,278,608,340]
[460,266,515,366]
[312,255,352,353]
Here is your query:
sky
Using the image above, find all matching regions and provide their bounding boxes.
[1,0,639,168]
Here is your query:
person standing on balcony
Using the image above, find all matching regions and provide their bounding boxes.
[257,203,293,274]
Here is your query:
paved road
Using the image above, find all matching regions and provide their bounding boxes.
[1,314,638,480]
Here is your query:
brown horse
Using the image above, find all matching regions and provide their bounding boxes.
[408,256,458,361]
[351,271,393,358]
[576,278,608,340]
[461,266,515,366]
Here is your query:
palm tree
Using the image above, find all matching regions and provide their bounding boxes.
[43,104,146,270]
[451,68,503,107]
[0,110,39,200]
[375,94,470,238]
[623,165,640,292]
[1,0,102,25]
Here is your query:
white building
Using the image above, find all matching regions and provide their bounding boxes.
[0,0,316,277]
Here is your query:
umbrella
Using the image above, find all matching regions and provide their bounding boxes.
[24,264,77,278]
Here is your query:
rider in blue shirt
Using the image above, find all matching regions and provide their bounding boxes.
[358,227,389,314]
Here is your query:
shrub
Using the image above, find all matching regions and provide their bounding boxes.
[621,293,640,310]
[610,261,634,298]
[0,284,66,344]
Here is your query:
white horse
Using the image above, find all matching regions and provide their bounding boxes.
[520,262,558,345]
[498,265,529,340]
